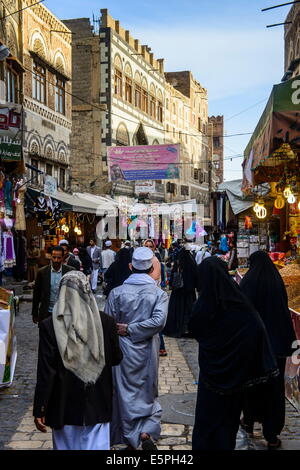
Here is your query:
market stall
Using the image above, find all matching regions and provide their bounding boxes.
[0,287,17,388]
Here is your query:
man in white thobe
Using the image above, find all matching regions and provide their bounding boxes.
[87,238,102,293]
[104,247,168,450]
[101,240,116,275]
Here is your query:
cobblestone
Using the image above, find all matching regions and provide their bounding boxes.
[0,294,299,451]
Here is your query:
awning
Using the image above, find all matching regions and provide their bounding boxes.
[218,180,269,215]
[243,74,300,189]
[27,187,118,215]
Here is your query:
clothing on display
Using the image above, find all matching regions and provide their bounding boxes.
[14,181,26,231]
[3,231,16,268]
[4,179,13,215]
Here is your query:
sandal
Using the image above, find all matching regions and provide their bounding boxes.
[267,438,281,450]
[159,349,168,357]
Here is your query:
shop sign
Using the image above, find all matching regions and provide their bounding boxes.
[135,180,156,194]
[0,107,22,161]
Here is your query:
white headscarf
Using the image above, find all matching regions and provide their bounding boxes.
[52,271,106,384]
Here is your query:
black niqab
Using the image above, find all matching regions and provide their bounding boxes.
[175,249,197,291]
[239,250,296,357]
[104,248,131,295]
[189,256,278,394]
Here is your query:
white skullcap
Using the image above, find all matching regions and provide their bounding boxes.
[105,240,112,247]
[132,247,153,270]
[59,239,69,246]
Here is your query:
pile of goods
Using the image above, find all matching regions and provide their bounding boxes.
[279,264,300,313]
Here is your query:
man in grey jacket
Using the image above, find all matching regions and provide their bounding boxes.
[87,238,102,293]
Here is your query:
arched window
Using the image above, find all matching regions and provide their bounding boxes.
[157,90,163,123]
[141,77,148,113]
[116,123,130,146]
[166,98,169,110]
[149,84,156,119]
[134,71,142,109]
[124,63,133,104]
[114,55,123,98]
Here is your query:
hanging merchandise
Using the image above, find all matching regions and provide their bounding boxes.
[4,178,13,216]
[186,220,196,237]
[2,218,16,268]
[34,194,48,224]
[51,199,62,222]
[148,216,155,239]
[14,180,26,231]
[219,234,229,252]
[195,222,207,237]
[0,172,5,212]
[244,215,253,229]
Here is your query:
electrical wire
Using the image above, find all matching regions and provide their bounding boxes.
[21,126,244,166]
[22,64,254,140]
[1,0,45,19]
[225,98,268,122]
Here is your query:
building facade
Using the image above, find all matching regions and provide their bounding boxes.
[22,0,72,191]
[66,9,220,217]
[208,115,224,185]
[283,3,300,80]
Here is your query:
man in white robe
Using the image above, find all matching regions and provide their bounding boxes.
[104,247,168,450]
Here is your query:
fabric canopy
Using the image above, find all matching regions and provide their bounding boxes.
[27,188,118,215]
[243,74,300,189]
[217,180,269,215]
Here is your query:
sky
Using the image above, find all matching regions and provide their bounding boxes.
[44,0,292,181]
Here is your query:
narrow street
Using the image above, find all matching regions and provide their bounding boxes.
[0,293,299,450]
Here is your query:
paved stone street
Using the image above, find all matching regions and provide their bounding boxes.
[0,295,299,450]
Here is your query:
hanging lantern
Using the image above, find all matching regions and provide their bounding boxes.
[74,226,79,233]
[287,193,296,204]
[283,186,292,198]
[274,196,285,210]
[77,229,82,236]
[253,202,260,213]
[61,224,66,231]
[256,205,267,219]
[64,226,69,233]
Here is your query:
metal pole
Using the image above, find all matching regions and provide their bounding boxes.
[262,0,300,11]
[266,21,293,27]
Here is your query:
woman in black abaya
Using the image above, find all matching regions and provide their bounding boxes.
[189,256,278,451]
[163,246,197,338]
[239,250,296,449]
[103,248,131,296]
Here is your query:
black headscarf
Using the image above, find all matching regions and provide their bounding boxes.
[173,248,197,291]
[104,248,131,294]
[78,247,93,275]
[189,256,278,394]
[239,250,296,357]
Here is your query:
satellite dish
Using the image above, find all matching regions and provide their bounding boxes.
[0,45,10,61]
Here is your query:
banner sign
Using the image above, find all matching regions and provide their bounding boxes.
[0,106,22,162]
[107,144,180,182]
[43,175,58,197]
[135,180,156,193]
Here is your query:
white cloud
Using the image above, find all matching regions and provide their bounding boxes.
[133,27,283,100]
